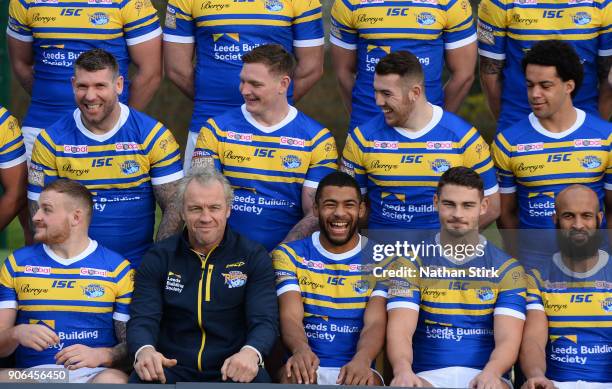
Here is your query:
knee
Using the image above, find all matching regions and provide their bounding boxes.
[90,369,129,384]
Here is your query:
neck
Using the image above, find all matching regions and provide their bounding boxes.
[561,251,599,273]
[538,104,576,133]
[319,232,359,255]
[400,100,432,132]
[250,100,290,127]
[47,233,90,259]
[82,103,121,135]
[439,230,480,252]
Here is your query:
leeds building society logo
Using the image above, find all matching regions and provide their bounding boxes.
[265,0,283,11]
[82,284,105,298]
[222,271,247,288]
[89,12,109,26]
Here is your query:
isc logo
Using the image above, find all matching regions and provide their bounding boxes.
[91,157,113,167]
[60,8,83,16]
[400,155,423,163]
[542,10,564,18]
[546,153,571,162]
[327,276,346,286]
[448,281,469,290]
[52,280,76,288]
[253,148,276,158]
[569,294,593,303]
[387,7,409,16]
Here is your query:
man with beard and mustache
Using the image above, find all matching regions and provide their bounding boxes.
[386,167,526,389]
[520,185,611,389]
[271,171,386,385]
[0,179,133,383]
[27,49,184,268]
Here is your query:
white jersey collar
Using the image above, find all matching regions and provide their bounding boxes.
[73,103,130,142]
[528,108,585,139]
[43,239,98,267]
[394,104,443,139]
[552,249,608,279]
[312,231,363,261]
[241,104,298,134]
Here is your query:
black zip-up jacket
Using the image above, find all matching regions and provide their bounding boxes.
[127,227,278,376]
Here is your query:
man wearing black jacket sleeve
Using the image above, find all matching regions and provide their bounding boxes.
[127,167,278,384]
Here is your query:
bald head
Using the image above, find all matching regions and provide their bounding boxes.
[555,185,600,215]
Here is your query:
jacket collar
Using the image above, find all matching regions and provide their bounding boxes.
[176,226,237,259]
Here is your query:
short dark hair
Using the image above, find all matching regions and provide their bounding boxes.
[315,172,362,204]
[42,179,94,221]
[75,49,119,78]
[242,44,296,78]
[375,51,424,82]
[521,40,583,98]
[436,167,484,197]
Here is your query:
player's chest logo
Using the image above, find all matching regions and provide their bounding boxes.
[264,0,284,12]
[222,271,247,288]
[165,272,184,293]
[578,155,602,169]
[281,155,302,169]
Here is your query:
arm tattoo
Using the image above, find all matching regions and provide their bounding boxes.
[283,189,318,243]
[110,319,130,370]
[480,56,505,75]
[154,182,183,241]
[28,200,38,232]
[597,56,611,83]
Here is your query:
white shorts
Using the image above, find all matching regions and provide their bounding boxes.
[552,380,612,389]
[183,131,199,172]
[22,126,43,161]
[316,366,384,386]
[417,366,512,389]
[28,364,106,383]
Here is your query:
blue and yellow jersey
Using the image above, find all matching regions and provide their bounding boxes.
[492,110,612,230]
[477,0,611,131]
[163,0,324,134]
[331,0,477,129]
[0,106,26,169]
[0,240,133,368]
[192,105,338,251]
[272,233,387,368]
[526,251,612,383]
[27,104,183,267]
[387,236,527,373]
[7,0,161,129]
[342,105,498,230]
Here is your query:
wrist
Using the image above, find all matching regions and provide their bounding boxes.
[392,359,414,376]
[100,347,114,367]
[352,352,372,366]
[482,361,505,377]
[240,347,260,366]
[291,343,311,355]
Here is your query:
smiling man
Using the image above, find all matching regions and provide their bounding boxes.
[27,49,184,268]
[191,44,337,251]
[492,40,612,267]
[341,51,499,232]
[272,171,386,386]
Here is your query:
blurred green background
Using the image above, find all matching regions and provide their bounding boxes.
[0,0,496,255]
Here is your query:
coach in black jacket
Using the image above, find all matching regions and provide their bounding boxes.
[127,168,278,383]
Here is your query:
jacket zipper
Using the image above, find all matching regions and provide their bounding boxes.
[194,246,217,372]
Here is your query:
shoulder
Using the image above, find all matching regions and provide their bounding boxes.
[209,107,246,130]
[9,244,45,264]
[352,115,387,138]
[581,112,612,135]
[92,243,131,270]
[44,113,79,140]
[293,110,327,135]
[126,106,166,134]
[498,117,535,144]
[436,109,478,139]
[273,236,311,257]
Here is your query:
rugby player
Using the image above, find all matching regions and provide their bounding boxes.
[0,106,26,231]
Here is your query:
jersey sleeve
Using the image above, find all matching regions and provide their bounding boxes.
[0,255,17,309]
[0,112,26,169]
[6,0,32,43]
[442,0,477,49]
[192,120,222,171]
[163,0,195,44]
[271,244,301,296]
[28,131,59,201]
[525,271,544,311]
[477,0,508,60]
[304,129,338,189]
[384,256,421,311]
[292,0,324,47]
[599,0,611,56]
[145,124,184,185]
[494,259,527,320]
[330,0,357,50]
[461,128,498,196]
[112,259,134,322]
[605,129,612,190]
[121,0,162,46]
[492,132,516,193]
[341,128,368,191]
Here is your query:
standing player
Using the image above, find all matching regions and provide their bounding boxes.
[520,185,611,389]
[330,0,477,130]
[341,51,499,231]
[191,45,337,251]
[478,0,612,131]
[163,0,325,170]
[386,167,526,388]
[0,179,133,383]
[272,172,386,386]
[0,106,27,231]
[27,50,183,268]
[492,41,612,266]
[7,0,162,157]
